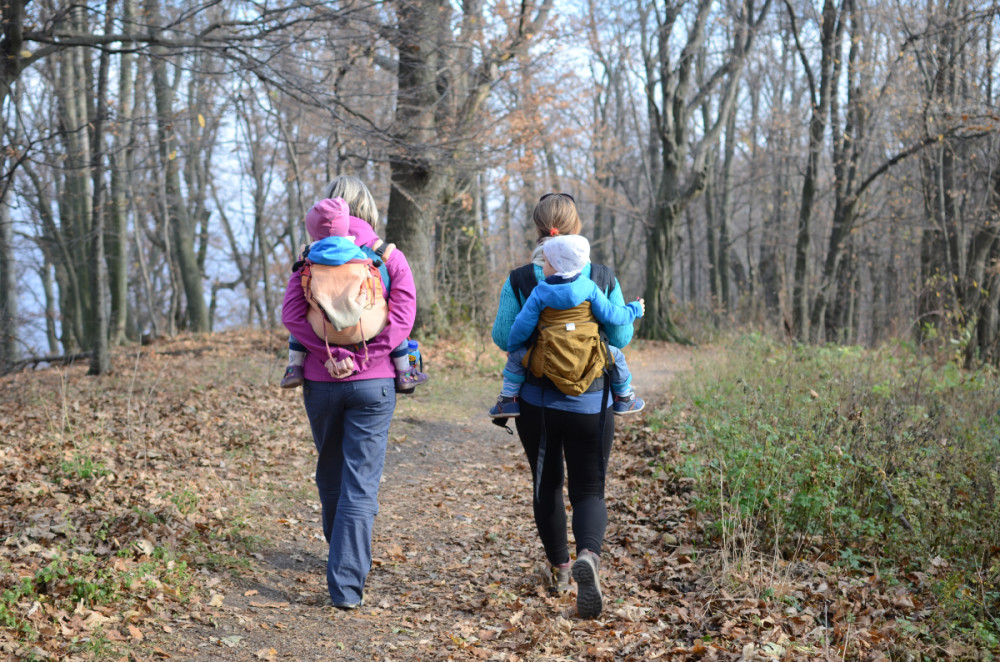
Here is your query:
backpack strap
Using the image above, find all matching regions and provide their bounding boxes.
[589,263,614,296]
[588,263,615,372]
[292,242,312,272]
[359,243,391,295]
[508,263,537,305]
[372,239,395,262]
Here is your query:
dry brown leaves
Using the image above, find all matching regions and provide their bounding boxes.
[0,332,964,660]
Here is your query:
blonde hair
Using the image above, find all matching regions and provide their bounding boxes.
[532,194,581,243]
[324,176,379,227]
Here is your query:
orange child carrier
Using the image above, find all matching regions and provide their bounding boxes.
[298,240,394,361]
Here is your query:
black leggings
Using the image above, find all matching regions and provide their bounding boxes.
[515,400,615,566]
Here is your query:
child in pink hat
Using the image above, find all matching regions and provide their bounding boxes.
[281,197,428,392]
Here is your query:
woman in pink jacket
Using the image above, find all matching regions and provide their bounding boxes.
[281,175,417,609]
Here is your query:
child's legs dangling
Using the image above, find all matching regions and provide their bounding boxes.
[390,340,410,374]
[288,334,308,366]
[607,345,633,396]
[500,347,528,397]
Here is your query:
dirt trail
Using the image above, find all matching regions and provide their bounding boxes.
[152,340,696,661]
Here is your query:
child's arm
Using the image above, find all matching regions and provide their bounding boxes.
[588,283,644,327]
[600,277,635,348]
[506,290,546,353]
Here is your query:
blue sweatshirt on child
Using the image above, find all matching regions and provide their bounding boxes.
[307,236,366,265]
[507,273,644,353]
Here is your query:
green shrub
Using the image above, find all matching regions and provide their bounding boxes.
[676,334,1000,636]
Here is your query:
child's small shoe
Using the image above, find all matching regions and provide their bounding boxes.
[281,365,304,389]
[395,368,429,394]
[612,392,644,416]
[489,395,520,418]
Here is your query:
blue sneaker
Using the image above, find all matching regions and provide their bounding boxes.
[612,393,644,416]
[489,395,520,418]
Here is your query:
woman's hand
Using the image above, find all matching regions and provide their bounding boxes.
[325,355,355,379]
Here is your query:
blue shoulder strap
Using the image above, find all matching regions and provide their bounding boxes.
[359,244,391,294]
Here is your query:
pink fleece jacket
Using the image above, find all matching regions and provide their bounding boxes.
[281,215,417,382]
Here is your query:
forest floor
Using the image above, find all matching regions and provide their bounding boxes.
[0,331,960,660]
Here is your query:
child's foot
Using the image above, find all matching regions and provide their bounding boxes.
[395,368,428,394]
[572,550,603,619]
[489,395,520,418]
[612,393,645,416]
[281,365,304,389]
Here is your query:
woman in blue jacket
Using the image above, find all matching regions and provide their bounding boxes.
[490,193,638,619]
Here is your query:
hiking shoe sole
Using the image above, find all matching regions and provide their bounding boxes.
[572,553,602,618]
[488,410,520,418]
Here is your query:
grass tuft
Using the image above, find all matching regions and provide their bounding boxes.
[675,333,1000,648]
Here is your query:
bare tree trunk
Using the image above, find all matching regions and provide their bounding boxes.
[387,0,454,331]
[787,0,842,342]
[385,0,553,332]
[0,198,14,367]
[147,0,209,333]
[87,5,112,375]
[55,11,96,352]
[686,207,697,304]
[641,0,771,342]
[40,258,59,354]
[719,109,737,310]
[0,0,29,369]
[107,0,135,346]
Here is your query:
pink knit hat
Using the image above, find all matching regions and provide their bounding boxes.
[305,197,350,241]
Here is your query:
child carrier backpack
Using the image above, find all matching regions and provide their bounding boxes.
[508,263,615,397]
[296,240,394,356]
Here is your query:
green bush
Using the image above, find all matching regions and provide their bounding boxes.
[676,334,1000,635]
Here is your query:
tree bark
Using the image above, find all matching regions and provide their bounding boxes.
[0,198,15,367]
[641,0,772,342]
[87,4,112,375]
[385,0,553,332]
[107,0,136,347]
[148,0,209,333]
[787,0,842,342]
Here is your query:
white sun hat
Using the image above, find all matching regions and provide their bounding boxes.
[542,234,590,278]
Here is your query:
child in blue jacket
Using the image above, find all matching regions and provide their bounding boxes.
[489,234,645,418]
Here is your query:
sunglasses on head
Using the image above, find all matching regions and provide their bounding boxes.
[539,192,575,203]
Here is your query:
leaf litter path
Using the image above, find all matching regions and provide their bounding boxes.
[1,334,944,661]
[149,339,702,662]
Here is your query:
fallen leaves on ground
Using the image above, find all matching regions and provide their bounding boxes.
[0,331,974,660]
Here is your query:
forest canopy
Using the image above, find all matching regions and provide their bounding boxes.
[1,0,998,374]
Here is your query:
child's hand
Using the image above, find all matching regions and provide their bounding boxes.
[635,298,645,316]
[325,356,355,379]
